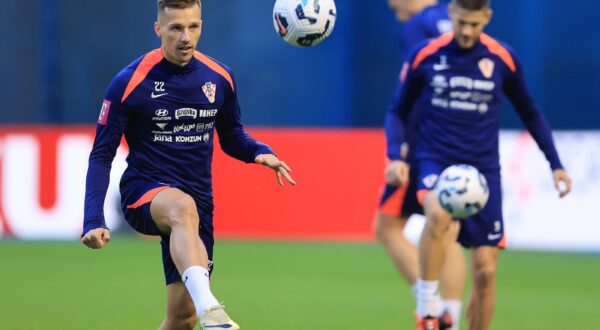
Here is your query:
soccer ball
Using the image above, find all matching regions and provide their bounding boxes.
[273,0,337,47]
[434,164,490,219]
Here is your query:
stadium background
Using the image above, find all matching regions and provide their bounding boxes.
[1,1,599,329]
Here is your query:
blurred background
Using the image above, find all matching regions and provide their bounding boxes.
[1,1,599,329]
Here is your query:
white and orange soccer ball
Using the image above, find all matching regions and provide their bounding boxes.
[434,164,490,219]
[273,0,337,47]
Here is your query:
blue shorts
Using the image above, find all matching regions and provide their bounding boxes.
[379,173,423,218]
[416,159,506,248]
[120,178,215,285]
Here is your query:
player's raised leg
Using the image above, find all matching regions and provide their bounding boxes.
[416,190,455,325]
[151,188,239,330]
[467,246,499,330]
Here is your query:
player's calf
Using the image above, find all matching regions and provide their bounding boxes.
[160,314,198,330]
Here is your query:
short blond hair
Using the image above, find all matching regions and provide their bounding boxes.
[157,0,201,13]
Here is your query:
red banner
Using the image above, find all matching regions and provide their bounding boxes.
[0,126,386,241]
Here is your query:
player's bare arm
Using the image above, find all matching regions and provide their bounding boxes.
[254,154,296,186]
[553,169,572,198]
[81,228,111,249]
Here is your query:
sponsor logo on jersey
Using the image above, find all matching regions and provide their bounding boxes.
[478,58,495,79]
[433,55,450,71]
[448,76,495,91]
[156,123,168,130]
[202,82,217,104]
[196,122,214,132]
[153,109,172,121]
[151,92,168,99]
[153,134,173,142]
[198,109,219,118]
[98,100,111,125]
[175,108,198,120]
[422,174,439,189]
[175,135,203,143]
[173,123,197,133]
[155,109,168,117]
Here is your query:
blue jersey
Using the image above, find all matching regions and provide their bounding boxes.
[390,3,451,162]
[400,3,452,57]
[83,49,273,234]
[385,33,563,172]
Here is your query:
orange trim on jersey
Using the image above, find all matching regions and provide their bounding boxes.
[194,51,235,92]
[126,186,170,209]
[417,189,430,206]
[121,49,164,103]
[411,32,455,70]
[480,33,517,73]
[379,186,408,218]
[497,233,507,249]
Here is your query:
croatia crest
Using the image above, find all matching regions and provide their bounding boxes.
[202,82,216,104]
[478,58,495,79]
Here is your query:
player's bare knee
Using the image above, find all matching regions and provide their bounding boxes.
[473,264,496,290]
[163,194,199,229]
[424,211,452,240]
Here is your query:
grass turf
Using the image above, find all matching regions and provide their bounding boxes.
[0,238,598,329]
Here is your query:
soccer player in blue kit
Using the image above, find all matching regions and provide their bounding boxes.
[81,1,295,329]
[378,1,464,329]
[385,0,572,329]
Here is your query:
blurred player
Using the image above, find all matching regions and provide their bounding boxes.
[377,1,464,329]
[385,0,572,329]
[388,0,452,53]
[81,1,295,329]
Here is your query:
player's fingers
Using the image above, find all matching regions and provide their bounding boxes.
[84,237,97,249]
[91,234,103,249]
[385,167,399,185]
[102,230,111,243]
[276,171,284,186]
[560,176,572,198]
[82,233,98,249]
[279,161,292,173]
[396,166,407,187]
[81,236,92,248]
[279,167,296,185]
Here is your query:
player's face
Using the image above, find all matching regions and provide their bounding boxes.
[155,4,202,66]
[449,4,492,49]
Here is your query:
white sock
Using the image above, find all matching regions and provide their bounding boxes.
[414,282,444,315]
[443,299,462,330]
[416,279,441,317]
[182,266,220,318]
[436,294,445,315]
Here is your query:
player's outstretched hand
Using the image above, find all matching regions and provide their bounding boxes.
[385,160,409,187]
[553,169,572,198]
[255,154,296,186]
[81,228,111,249]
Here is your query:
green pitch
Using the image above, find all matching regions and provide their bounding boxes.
[0,238,598,329]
